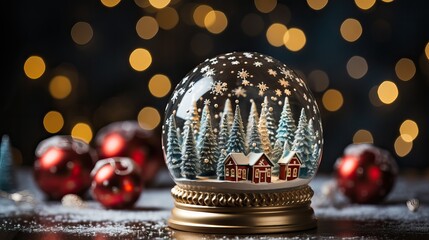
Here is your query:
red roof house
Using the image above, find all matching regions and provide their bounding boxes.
[247,153,274,183]
[278,151,302,181]
[224,153,249,182]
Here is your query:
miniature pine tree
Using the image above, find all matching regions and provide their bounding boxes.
[197,105,217,176]
[246,100,259,146]
[216,111,230,179]
[216,149,227,180]
[262,96,277,148]
[226,105,247,155]
[306,119,317,177]
[190,100,200,140]
[247,107,262,153]
[292,109,312,178]
[258,102,272,156]
[166,115,182,178]
[275,97,296,149]
[176,127,182,146]
[0,135,15,192]
[308,144,319,177]
[197,104,210,145]
[181,124,199,179]
[271,140,283,176]
[220,98,234,131]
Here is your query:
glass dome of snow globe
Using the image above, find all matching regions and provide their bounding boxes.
[163,52,323,234]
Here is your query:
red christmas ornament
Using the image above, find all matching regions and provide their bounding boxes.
[34,136,96,200]
[95,121,164,185]
[90,157,143,209]
[334,143,398,204]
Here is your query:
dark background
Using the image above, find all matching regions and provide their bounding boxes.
[1,0,428,174]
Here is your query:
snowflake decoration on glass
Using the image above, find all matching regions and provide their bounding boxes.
[211,81,228,95]
[243,52,253,58]
[265,57,273,62]
[203,67,216,77]
[233,86,247,97]
[275,89,282,96]
[228,56,236,60]
[204,99,211,105]
[242,79,250,86]
[253,61,263,67]
[284,89,292,96]
[257,82,268,96]
[231,61,240,65]
[171,90,180,103]
[268,69,277,77]
[278,78,290,88]
[237,69,251,80]
[279,67,294,79]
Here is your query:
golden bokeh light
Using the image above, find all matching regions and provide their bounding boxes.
[100,0,121,7]
[306,0,328,10]
[24,56,46,80]
[395,58,416,81]
[138,107,161,130]
[347,55,368,79]
[381,0,394,2]
[266,23,287,47]
[340,18,362,42]
[399,119,419,142]
[353,129,374,144]
[156,7,179,30]
[148,74,171,98]
[354,0,375,10]
[425,42,429,60]
[71,22,93,45]
[308,69,329,92]
[322,89,344,111]
[148,0,170,9]
[204,10,228,34]
[377,80,398,104]
[136,16,159,40]
[135,0,151,8]
[43,111,64,134]
[49,75,72,99]
[71,123,93,144]
[368,85,383,107]
[129,48,152,71]
[283,28,306,52]
[394,135,413,157]
[254,0,277,13]
[193,5,213,27]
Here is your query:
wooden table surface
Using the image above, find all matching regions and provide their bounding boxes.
[1,168,428,240]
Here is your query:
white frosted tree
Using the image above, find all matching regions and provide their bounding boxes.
[220,98,234,131]
[292,109,312,178]
[246,100,259,146]
[259,102,272,156]
[197,104,217,176]
[190,100,200,140]
[271,140,283,176]
[166,115,182,178]
[0,135,15,192]
[216,112,229,179]
[247,108,262,153]
[275,97,296,149]
[306,119,317,177]
[261,96,277,148]
[181,124,199,179]
[197,104,209,145]
[176,127,182,146]
[226,105,247,155]
[308,144,319,177]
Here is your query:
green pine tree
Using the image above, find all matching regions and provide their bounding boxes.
[181,124,199,179]
[166,115,182,178]
[216,111,230,179]
[226,105,247,155]
[262,96,277,148]
[275,97,296,149]
[292,109,312,178]
[197,104,217,176]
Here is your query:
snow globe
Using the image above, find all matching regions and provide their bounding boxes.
[162,52,323,233]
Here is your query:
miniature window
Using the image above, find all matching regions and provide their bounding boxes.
[226,168,229,176]
[293,168,298,177]
[238,169,241,178]
[255,169,259,178]
[231,169,235,177]
[267,169,271,177]
[287,168,291,177]
[242,169,246,179]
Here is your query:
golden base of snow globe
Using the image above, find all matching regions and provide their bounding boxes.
[168,184,317,234]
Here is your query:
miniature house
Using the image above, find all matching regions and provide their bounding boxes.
[278,151,302,181]
[248,153,274,183]
[224,153,249,182]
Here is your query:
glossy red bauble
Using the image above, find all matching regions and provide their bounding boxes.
[334,143,398,204]
[90,157,143,209]
[95,121,164,185]
[34,136,96,200]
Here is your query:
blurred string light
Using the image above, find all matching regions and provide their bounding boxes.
[354,0,375,10]
[71,22,93,45]
[71,123,93,143]
[322,89,343,111]
[241,13,264,37]
[394,136,412,157]
[347,56,368,79]
[100,0,121,8]
[138,107,161,130]
[43,111,64,134]
[340,18,362,42]
[24,56,46,80]
[156,7,179,30]
[368,85,383,107]
[49,75,72,99]
[254,0,277,13]
[266,23,287,47]
[149,0,170,9]
[399,119,419,142]
[136,16,159,40]
[148,74,171,98]
[395,58,416,81]
[377,80,398,104]
[135,0,150,8]
[306,0,328,10]
[204,10,228,34]
[283,28,306,52]
[353,129,374,144]
[193,5,213,28]
[381,0,394,2]
[308,69,329,92]
[129,48,152,71]
[425,42,429,60]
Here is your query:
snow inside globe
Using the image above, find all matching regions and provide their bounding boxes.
[162,52,323,191]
